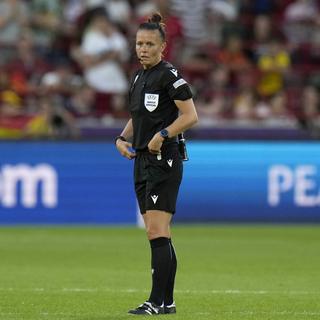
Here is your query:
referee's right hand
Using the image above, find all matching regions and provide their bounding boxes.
[116,140,136,160]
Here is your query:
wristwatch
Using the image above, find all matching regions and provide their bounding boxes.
[160,129,169,139]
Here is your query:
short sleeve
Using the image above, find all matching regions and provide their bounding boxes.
[161,67,193,101]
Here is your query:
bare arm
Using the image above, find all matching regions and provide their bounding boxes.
[119,118,133,140]
[166,98,198,137]
[78,51,119,69]
[148,98,198,153]
[115,119,136,160]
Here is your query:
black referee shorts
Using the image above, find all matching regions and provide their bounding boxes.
[134,143,183,215]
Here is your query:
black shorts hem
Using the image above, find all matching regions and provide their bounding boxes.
[141,208,175,215]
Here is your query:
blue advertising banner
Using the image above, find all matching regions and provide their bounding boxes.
[0,142,136,224]
[1,141,320,224]
[177,142,320,222]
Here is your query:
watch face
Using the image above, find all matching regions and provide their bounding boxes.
[160,129,169,138]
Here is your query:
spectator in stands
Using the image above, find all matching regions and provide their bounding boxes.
[66,84,96,118]
[170,0,211,61]
[216,34,252,73]
[0,89,23,117]
[250,15,275,60]
[0,0,30,43]
[40,60,82,96]
[256,37,291,98]
[134,0,157,21]
[233,88,256,122]
[255,90,295,126]
[71,7,129,117]
[0,89,29,138]
[209,0,238,20]
[302,85,320,121]
[30,0,64,55]
[267,90,295,125]
[62,0,87,47]
[196,65,233,122]
[283,0,319,45]
[24,98,52,138]
[254,14,272,43]
[105,0,132,32]
[5,31,49,98]
[63,0,86,29]
[301,85,320,139]
[207,0,239,47]
[25,96,79,139]
[0,0,30,64]
[284,0,318,21]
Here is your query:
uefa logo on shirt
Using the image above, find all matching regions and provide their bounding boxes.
[144,93,159,112]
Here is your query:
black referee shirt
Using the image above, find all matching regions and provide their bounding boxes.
[129,60,193,151]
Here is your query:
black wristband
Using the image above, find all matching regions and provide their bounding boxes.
[114,135,126,145]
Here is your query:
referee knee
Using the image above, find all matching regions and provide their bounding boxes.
[146,225,170,240]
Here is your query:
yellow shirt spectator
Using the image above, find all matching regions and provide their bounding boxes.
[257,41,291,97]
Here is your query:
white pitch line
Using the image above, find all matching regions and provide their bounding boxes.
[0,287,320,295]
[223,310,320,316]
[0,310,320,317]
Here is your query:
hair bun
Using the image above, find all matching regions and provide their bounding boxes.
[139,12,166,41]
[148,12,162,24]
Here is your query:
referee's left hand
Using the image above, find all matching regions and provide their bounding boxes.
[116,140,136,160]
[148,133,163,155]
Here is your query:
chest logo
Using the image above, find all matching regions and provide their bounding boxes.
[144,93,159,112]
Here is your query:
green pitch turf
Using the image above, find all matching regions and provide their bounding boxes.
[0,225,319,320]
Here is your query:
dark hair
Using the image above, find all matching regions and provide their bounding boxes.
[138,13,166,42]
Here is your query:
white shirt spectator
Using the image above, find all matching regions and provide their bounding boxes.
[81,28,128,93]
[283,0,319,45]
[170,0,211,45]
[284,0,318,21]
[106,0,131,25]
[209,0,238,21]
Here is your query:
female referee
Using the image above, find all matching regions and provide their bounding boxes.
[115,12,198,315]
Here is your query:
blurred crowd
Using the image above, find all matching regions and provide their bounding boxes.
[0,0,319,139]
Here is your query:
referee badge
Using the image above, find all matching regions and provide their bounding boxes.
[144,93,159,112]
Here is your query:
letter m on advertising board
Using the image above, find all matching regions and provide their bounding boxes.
[0,164,58,208]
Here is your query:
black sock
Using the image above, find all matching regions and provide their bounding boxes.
[164,239,177,306]
[148,237,172,306]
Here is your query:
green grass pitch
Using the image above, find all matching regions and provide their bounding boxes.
[0,225,319,320]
